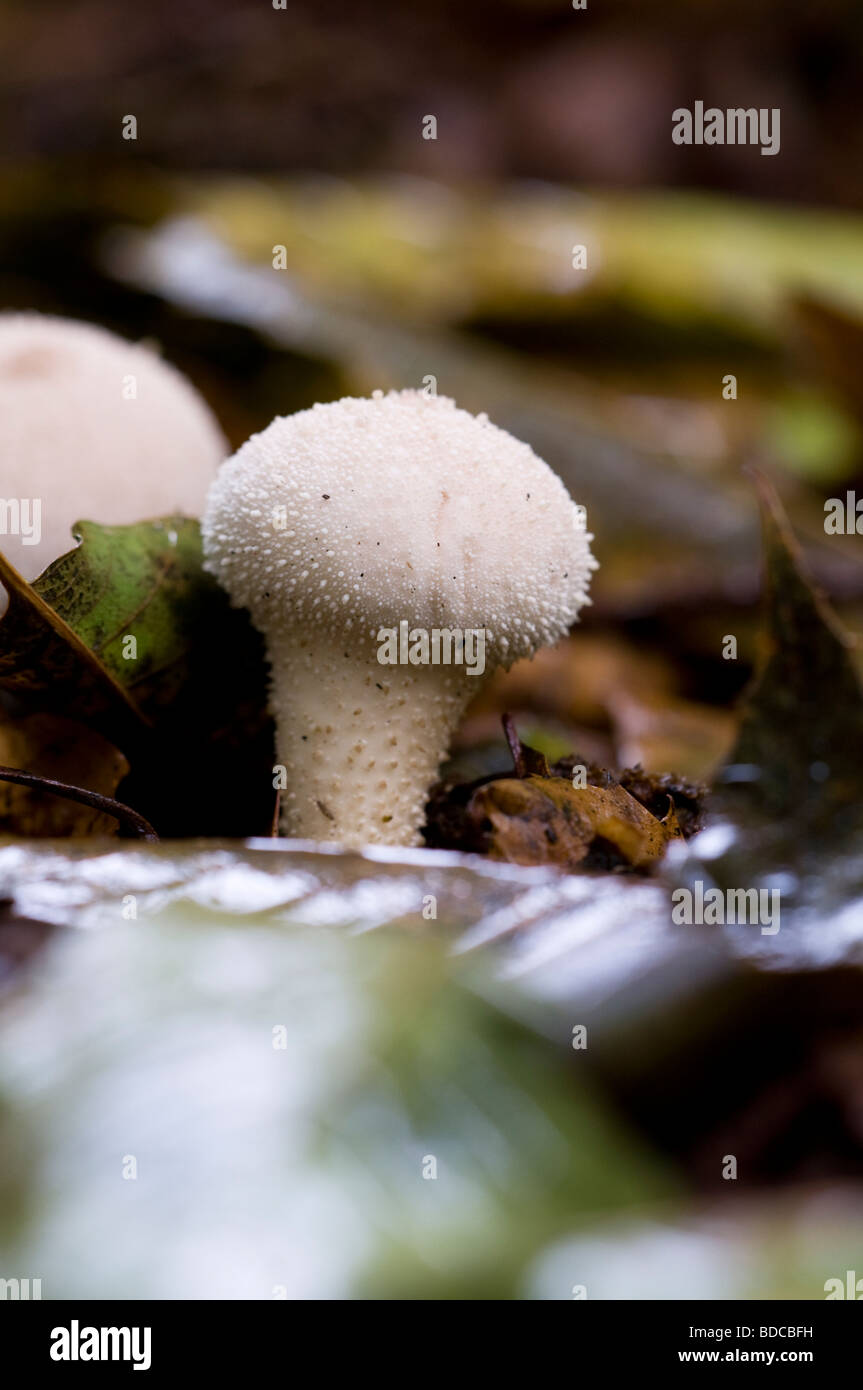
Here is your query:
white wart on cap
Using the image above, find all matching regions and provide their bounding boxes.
[203,389,596,846]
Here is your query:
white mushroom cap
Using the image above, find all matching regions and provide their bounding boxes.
[0,313,227,581]
[203,390,596,846]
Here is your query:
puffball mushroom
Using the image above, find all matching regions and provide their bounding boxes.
[203,390,596,847]
[0,313,226,582]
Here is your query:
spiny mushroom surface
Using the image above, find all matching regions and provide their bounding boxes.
[203,389,596,846]
[0,313,226,582]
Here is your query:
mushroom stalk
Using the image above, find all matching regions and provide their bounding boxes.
[269,628,475,844]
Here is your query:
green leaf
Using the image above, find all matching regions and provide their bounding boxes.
[0,545,145,752]
[0,518,273,835]
[25,517,222,716]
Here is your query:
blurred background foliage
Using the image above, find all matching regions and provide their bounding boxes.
[3,0,863,786]
[2,0,863,1298]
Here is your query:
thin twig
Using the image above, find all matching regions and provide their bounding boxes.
[0,765,159,841]
[502,712,525,777]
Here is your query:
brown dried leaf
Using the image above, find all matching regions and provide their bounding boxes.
[661,797,684,840]
[0,709,129,837]
[463,775,674,871]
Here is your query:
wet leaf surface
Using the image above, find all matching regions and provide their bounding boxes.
[668,476,863,965]
[1,838,862,1295]
[0,845,675,1298]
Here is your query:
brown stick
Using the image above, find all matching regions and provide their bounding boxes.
[0,765,159,841]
